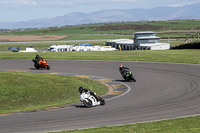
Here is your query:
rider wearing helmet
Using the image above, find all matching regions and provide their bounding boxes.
[119,64,130,77]
[79,87,84,94]
[119,64,129,72]
[79,87,100,101]
[35,54,44,66]
[35,54,43,62]
[119,64,125,71]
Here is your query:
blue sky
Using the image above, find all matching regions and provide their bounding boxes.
[1,0,200,22]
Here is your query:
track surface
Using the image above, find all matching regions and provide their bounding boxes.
[0,59,200,133]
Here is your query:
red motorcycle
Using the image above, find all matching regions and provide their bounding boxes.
[32,59,50,70]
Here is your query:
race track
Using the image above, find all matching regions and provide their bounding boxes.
[0,59,200,133]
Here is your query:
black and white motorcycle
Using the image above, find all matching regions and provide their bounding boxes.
[80,92,105,108]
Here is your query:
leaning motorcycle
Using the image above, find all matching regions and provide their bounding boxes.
[80,92,105,108]
[32,59,50,70]
[120,69,136,82]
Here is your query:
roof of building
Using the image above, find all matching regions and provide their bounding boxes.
[140,43,170,47]
[134,31,156,35]
[106,39,129,43]
[116,39,134,44]
[106,39,134,44]
[137,36,160,40]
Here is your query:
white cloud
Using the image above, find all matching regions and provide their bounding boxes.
[2,0,200,8]
[109,0,136,2]
[39,0,73,6]
[168,0,200,7]
[36,0,137,7]
[0,0,37,7]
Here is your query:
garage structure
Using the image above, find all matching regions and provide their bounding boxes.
[105,31,170,50]
[106,39,134,50]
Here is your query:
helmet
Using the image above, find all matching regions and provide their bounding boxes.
[79,87,83,93]
[119,64,124,68]
[120,64,126,70]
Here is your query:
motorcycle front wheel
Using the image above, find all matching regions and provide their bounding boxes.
[83,99,92,108]
[131,75,136,82]
[46,65,50,70]
[99,98,105,105]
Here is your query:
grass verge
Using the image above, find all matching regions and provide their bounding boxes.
[0,71,107,114]
[52,116,200,133]
[0,50,200,64]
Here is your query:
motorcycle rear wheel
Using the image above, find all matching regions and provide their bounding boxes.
[34,64,40,69]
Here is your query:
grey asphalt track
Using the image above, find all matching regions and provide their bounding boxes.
[0,59,200,133]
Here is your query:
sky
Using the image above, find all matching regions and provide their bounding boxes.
[1,0,200,22]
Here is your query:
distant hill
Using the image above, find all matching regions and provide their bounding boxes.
[1,3,200,29]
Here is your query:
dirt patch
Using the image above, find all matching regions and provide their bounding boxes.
[0,35,68,41]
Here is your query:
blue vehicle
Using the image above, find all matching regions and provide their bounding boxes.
[8,47,20,52]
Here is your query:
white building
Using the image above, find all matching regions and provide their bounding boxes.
[116,39,134,50]
[134,32,170,50]
[19,46,37,52]
[106,39,134,50]
[48,45,72,52]
[48,44,117,52]
[105,31,170,50]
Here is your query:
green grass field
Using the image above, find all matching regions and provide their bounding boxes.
[1,20,200,40]
[0,50,200,64]
[53,115,200,133]
[0,71,107,114]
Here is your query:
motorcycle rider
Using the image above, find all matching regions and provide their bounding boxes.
[79,87,100,101]
[35,54,43,66]
[35,54,43,62]
[119,64,136,82]
[119,64,130,77]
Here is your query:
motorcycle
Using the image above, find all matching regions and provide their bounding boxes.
[120,68,136,82]
[80,92,105,108]
[32,59,50,70]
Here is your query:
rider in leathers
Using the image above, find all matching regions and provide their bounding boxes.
[79,87,99,101]
[35,55,43,62]
[119,64,130,78]
[35,54,43,66]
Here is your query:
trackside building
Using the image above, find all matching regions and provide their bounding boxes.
[105,31,170,50]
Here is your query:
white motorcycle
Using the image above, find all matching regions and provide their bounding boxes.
[80,92,105,108]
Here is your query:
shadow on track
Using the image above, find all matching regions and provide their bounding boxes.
[115,79,136,83]
[71,104,88,108]
[29,68,49,71]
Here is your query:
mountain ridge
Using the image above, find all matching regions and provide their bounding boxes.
[1,3,200,29]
